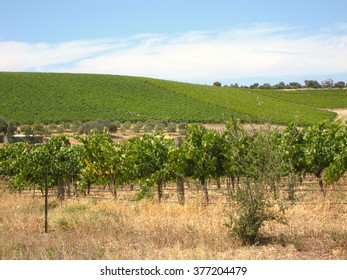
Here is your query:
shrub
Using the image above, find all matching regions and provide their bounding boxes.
[178,123,187,130]
[32,122,45,135]
[20,124,33,136]
[167,123,177,133]
[0,117,8,134]
[144,121,155,133]
[78,120,115,135]
[155,123,165,132]
[225,126,288,245]
[133,124,142,133]
[226,180,287,245]
[122,121,132,130]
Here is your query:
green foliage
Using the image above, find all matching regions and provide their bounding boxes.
[75,129,120,192]
[122,121,132,130]
[20,125,33,136]
[0,72,337,126]
[258,88,347,108]
[301,120,347,188]
[132,123,142,133]
[120,133,174,202]
[226,180,287,245]
[0,117,8,134]
[32,122,45,135]
[6,121,16,137]
[225,125,287,244]
[77,120,114,135]
[167,123,177,133]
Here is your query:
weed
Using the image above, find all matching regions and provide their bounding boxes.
[57,217,69,230]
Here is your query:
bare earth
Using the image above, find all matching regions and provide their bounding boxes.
[328,108,347,122]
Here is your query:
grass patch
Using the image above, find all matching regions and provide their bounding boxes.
[0,192,346,259]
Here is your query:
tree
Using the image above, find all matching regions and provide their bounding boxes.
[20,124,33,136]
[334,81,345,88]
[287,82,302,89]
[6,121,16,137]
[32,122,45,135]
[321,78,334,88]
[213,81,222,87]
[274,81,285,89]
[304,80,321,88]
[78,120,115,135]
[260,83,272,89]
[0,117,8,135]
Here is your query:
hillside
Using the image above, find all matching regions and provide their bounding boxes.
[0,72,337,125]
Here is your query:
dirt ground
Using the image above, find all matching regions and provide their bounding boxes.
[328,109,347,122]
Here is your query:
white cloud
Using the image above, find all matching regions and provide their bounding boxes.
[1,24,347,83]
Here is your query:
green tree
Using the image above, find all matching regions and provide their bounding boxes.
[33,122,45,135]
[334,81,345,88]
[6,121,16,137]
[0,117,8,135]
[213,81,222,87]
[20,124,33,136]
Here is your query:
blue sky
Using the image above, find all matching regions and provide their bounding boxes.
[1,0,347,85]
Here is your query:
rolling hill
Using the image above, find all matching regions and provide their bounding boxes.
[0,72,338,125]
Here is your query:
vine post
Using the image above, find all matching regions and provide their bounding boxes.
[44,164,48,234]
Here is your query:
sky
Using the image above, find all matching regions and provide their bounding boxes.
[1,0,347,86]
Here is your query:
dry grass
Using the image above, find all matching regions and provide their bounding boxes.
[0,190,346,260]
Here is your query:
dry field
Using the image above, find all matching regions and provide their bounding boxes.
[0,189,346,260]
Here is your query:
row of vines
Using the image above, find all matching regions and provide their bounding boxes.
[1,118,347,205]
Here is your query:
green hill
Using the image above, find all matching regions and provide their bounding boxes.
[0,72,337,125]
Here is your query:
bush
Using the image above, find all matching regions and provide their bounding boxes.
[178,123,187,130]
[78,120,115,135]
[155,123,165,132]
[226,180,287,245]
[144,121,155,133]
[133,123,142,133]
[20,124,33,136]
[225,126,288,245]
[108,122,118,133]
[122,121,132,130]
[178,128,186,136]
[167,123,177,133]
[32,122,45,135]
[0,117,8,134]
[6,121,16,137]
[70,121,82,133]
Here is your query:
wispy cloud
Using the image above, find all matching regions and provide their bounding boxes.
[1,23,347,83]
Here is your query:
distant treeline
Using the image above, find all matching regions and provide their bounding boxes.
[214,79,346,89]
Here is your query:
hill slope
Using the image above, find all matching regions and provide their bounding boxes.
[0,72,337,125]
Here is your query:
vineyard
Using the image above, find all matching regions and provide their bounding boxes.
[2,119,347,199]
[1,119,347,202]
[0,72,338,125]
